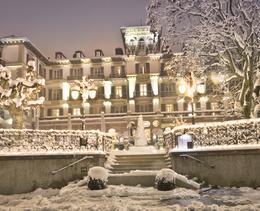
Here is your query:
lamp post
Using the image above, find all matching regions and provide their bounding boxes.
[188,72,195,125]
[73,77,97,130]
[178,72,206,125]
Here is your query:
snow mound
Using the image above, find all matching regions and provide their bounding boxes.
[87,166,108,182]
[156,168,177,183]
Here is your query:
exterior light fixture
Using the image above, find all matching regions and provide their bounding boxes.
[71,90,79,100]
[88,88,96,99]
[178,80,187,94]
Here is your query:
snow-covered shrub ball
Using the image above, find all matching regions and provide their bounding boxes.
[86,166,109,190]
[155,168,177,191]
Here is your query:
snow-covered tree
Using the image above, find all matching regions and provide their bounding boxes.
[0,62,45,129]
[147,0,260,118]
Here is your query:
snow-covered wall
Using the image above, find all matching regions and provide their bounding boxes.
[0,152,106,194]
[166,119,260,148]
[0,129,112,153]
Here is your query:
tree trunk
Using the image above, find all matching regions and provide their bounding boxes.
[10,108,24,129]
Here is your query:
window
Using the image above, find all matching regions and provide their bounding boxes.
[138,38,145,50]
[136,104,153,112]
[47,108,63,117]
[90,106,102,114]
[161,83,176,96]
[49,69,63,80]
[165,104,173,112]
[115,86,122,98]
[135,63,150,74]
[90,67,104,76]
[70,68,83,79]
[140,84,147,96]
[52,109,60,117]
[53,89,62,100]
[111,105,127,113]
[73,108,81,116]
[39,65,46,78]
[48,89,62,100]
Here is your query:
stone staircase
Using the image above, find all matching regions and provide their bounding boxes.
[107,150,171,174]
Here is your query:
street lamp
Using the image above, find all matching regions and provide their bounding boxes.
[73,77,97,130]
[177,72,205,125]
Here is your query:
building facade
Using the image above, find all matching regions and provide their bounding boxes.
[0,26,247,142]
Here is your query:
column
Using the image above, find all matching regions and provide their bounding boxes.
[127,75,136,98]
[150,74,159,95]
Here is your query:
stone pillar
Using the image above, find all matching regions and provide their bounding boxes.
[101,111,106,132]
[35,112,39,130]
[153,98,160,112]
[68,113,72,130]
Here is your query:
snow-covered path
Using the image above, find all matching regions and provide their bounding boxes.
[0,182,260,211]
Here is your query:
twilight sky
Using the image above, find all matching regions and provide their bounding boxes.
[0,0,148,58]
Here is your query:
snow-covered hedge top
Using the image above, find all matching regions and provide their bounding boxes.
[167,118,260,135]
[87,166,109,182]
[0,129,113,153]
[164,118,260,148]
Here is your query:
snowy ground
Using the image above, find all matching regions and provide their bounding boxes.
[0,181,260,211]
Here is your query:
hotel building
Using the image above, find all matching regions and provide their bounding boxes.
[1,26,257,141]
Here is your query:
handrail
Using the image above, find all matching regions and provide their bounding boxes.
[51,155,93,175]
[180,154,215,169]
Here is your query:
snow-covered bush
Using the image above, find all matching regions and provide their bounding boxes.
[155,168,176,191]
[86,166,109,190]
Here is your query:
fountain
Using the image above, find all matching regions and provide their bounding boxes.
[134,115,148,146]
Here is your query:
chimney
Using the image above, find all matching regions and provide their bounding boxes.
[95,49,104,57]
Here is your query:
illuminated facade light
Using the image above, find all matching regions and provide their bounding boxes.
[89,89,96,99]
[62,82,70,100]
[178,80,187,94]
[71,90,79,100]
[104,81,112,99]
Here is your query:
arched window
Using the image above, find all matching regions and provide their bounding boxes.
[138,38,145,50]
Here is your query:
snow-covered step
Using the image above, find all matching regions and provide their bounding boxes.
[107,150,171,174]
[107,170,200,189]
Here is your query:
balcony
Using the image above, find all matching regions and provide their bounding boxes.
[89,74,105,79]
[109,73,126,78]
[161,91,177,97]
[67,75,83,80]
[134,91,153,97]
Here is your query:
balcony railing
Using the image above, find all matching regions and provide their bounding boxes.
[134,91,153,97]
[67,75,83,80]
[88,74,105,79]
[160,91,177,97]
[109,73,126,78]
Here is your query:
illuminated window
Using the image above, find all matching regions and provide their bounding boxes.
[52,109,60,117]
[73,108,81,116]
[115,86,122,98]
[166,104,173,112]
[140,84,147,96]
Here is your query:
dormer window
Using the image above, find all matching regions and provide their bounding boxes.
[138,38,145,50]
